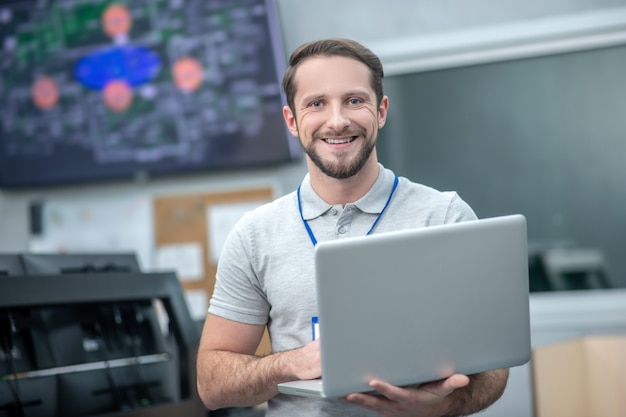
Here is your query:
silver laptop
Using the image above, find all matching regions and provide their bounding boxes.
[277,214,531,398]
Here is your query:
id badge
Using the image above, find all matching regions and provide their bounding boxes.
[312,316,319,341]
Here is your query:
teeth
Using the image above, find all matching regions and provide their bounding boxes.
[325,137,354,144]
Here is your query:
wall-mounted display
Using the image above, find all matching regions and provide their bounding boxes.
[0,0,299,188]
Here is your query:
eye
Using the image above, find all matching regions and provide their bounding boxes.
[310,100,322,107]
[348,98,362,105]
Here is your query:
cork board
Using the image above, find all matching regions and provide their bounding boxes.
[153,186,273,355]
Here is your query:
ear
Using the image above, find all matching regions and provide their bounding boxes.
[283,105,299,137]
[377,96,389,128]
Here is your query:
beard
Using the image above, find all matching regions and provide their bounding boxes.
[301,132,377,179]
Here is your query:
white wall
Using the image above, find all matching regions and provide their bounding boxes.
[0,162,307,252]
[276,0,624,54]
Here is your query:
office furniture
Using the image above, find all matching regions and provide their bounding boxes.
[0,271,205,417]
[0,255,25,276]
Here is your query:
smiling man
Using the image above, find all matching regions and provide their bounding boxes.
[196,38,509,417]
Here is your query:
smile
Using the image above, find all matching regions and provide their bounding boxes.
[323,136,357,144]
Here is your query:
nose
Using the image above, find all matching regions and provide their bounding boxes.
[326,103,350,132]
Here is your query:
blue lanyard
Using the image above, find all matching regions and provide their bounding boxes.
[297,175,399,246]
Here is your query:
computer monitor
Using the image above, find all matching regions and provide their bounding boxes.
[0,271,204,417]
[0,0,299,189]
[0,254,25,276]
[20,253,141,275]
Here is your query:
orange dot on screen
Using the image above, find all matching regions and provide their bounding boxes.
[172,57,204,93]
[102,4,132,38]
[32,76,59,110]
[103,80,133,112]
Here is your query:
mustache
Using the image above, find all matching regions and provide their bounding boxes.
[313,128,366,140]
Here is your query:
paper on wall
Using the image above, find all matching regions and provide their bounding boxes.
[207,200,269,263]
[154,242,204,281]
[29,196,153,268]
[184,289,209,321]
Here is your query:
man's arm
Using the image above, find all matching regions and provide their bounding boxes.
[196,313,321,410]
[345,368,509,417]
[440,368,509,416]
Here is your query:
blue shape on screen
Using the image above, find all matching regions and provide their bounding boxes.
[74,45,161,90]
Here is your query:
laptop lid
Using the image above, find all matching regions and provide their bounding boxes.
[278,214,531,398]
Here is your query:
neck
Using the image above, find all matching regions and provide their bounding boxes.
[307,157,380,206]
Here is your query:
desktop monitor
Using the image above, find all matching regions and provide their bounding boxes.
[0,0,299,189]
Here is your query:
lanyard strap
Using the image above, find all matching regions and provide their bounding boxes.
[297,175,399,247]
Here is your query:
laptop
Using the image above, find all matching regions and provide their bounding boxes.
[277,214,531,398]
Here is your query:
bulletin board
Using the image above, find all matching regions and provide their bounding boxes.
[153,186,274,354]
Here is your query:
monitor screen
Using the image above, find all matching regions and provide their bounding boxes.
[0,0,299,189]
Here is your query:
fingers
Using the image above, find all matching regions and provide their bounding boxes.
[366,374,469,400]
[419,374,470,398]
[282,339,322,380]
[343,374,470,416]
[343,391,395,415]
[368,380,411,401]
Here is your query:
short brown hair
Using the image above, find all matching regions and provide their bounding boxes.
[282,38,384,113]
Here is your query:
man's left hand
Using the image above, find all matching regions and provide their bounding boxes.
[343,374,470,417]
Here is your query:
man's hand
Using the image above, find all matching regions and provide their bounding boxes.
[343,374,470,417]
[197,315,324,410]
[282,338,322,381]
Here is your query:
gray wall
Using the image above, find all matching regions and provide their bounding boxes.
[378,44,626,287]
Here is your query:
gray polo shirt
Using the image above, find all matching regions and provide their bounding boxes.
[208,164,477,417]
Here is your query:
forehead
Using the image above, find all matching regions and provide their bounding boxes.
[293,55,373,99]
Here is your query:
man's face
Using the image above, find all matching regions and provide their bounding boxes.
[283,55,388,179]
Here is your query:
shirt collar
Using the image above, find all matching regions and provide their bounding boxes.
[298,163,397,220]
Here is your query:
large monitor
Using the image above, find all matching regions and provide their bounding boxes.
[0,0,299,189]
[0,271,204,417]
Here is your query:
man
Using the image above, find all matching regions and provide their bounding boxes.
[196,38,509,417]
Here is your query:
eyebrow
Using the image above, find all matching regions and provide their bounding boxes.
[299,89,374,105]
[299,93,326,104]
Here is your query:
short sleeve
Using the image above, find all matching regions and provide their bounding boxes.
[208,213,270,325]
